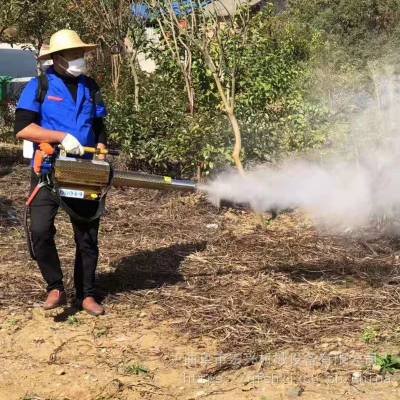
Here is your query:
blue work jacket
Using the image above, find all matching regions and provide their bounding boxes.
[17,66,107,160]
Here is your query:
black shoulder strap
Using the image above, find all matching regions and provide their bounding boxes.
[36,74,49,104]
[36,74,98,105]
[86,77,100,104]
[90,83,97,103]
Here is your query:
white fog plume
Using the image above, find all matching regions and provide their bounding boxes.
[203,70,400,231]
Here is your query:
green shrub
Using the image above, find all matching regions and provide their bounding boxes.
[105,6,329,175]
[105,67,232,177]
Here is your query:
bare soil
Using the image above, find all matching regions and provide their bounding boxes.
[1,164,400,400]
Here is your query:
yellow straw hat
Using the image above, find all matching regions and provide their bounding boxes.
[38,29,97,60]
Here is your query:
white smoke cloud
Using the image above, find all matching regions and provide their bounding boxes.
[202,70,400,232]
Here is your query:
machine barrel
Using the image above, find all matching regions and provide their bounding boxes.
[112,170,197,192]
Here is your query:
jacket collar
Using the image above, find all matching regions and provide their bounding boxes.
[46,66,87,114]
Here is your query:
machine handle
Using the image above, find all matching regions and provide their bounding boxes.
[57,144,120,156]
[82,146,120,156]
[33,143,56,175]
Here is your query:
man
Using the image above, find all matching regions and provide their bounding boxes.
[15,29,108,316]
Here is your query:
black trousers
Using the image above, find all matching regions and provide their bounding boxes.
[29,172,101,300]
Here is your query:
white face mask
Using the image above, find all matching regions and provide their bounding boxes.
[66,57,86,77]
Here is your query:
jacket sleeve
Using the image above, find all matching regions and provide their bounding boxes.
[93,117,107,145]
[14,109,40,135]
[16,78,40,113]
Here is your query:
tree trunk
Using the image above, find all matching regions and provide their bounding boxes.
[111,54,122,98]
[129,54,140,110]
[202,50,244,174]
[226,108,244,175]
[183,74,195,115]
[182,46,195,115]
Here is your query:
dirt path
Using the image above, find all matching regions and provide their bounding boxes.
[1,165,400,399]
[1,303,399,400]
[1,304,399,400]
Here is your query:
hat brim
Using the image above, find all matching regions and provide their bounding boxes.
[38,43,97,61]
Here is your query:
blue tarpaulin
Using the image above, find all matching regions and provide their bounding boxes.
[132,3,151,19]
[131,0,213,21]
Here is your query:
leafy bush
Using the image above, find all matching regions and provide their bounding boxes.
[290,0,400,64]
[0,101,17,143]
[105,6,330,175]
[233,8,329,162]
[105,64,232,177]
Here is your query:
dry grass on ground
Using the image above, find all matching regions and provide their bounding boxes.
[1,164,400,379]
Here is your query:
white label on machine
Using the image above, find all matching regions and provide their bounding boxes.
[59,188,85,199]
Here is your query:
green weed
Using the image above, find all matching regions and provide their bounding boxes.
[7,318,18,326]
[93,327,108,337]
[362,326,379,343]
[124,364,149,375]
[374,354,400,374]
[67,315,80,326]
